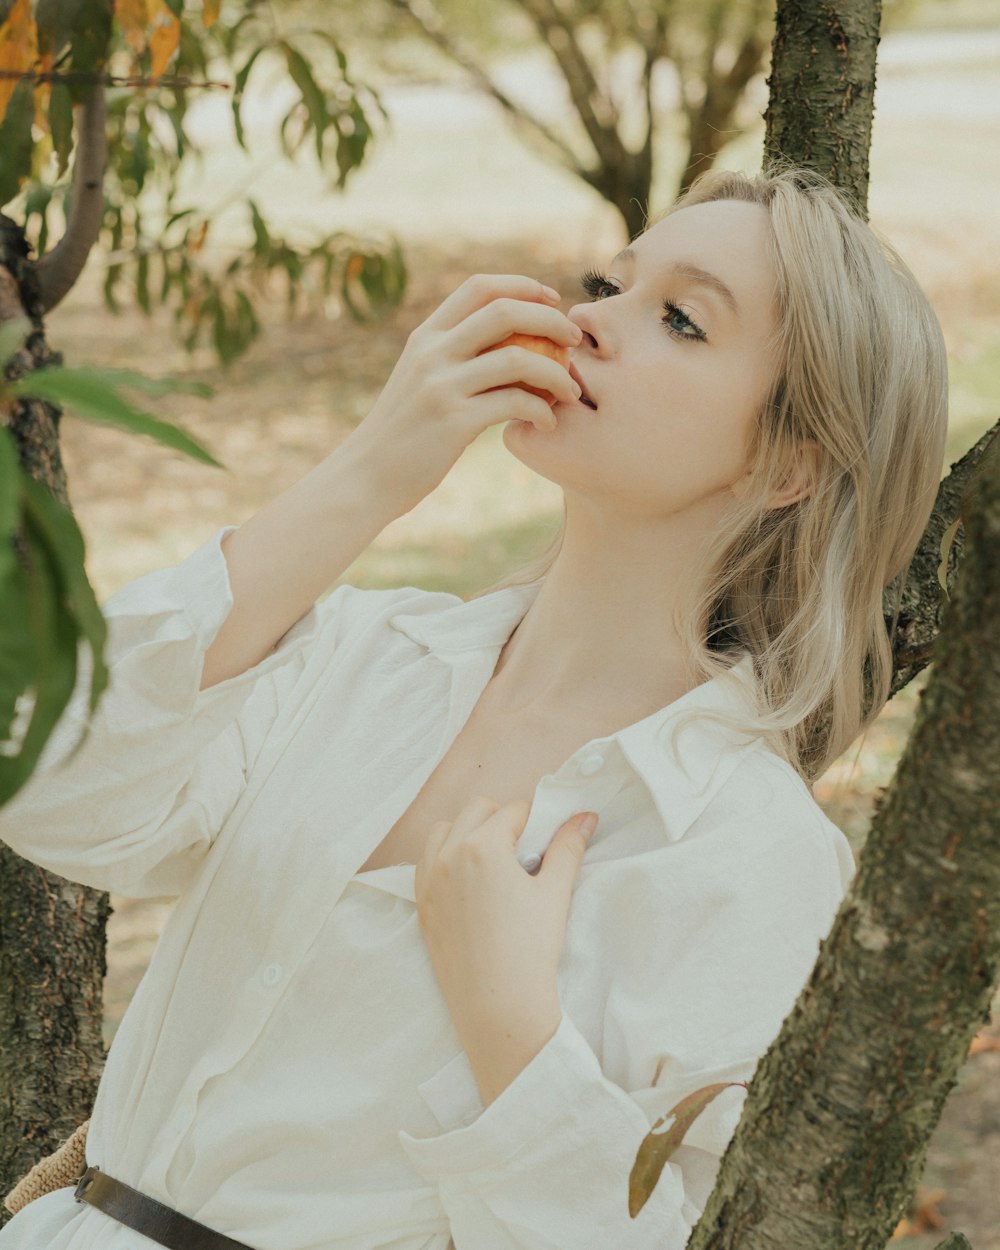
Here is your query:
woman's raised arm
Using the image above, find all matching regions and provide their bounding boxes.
[200,273,581,690]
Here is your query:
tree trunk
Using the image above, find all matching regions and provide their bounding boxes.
[686,424,1000,1250]
[0,214,108,1217]
[683,2,1000,1247]
[763,0,882,214]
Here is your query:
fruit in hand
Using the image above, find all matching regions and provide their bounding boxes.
[479,333,571,404]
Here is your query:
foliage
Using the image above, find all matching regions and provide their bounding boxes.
[0,316,221,806]
[0,0,408,364]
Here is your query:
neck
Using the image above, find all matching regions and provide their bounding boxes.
[488,489,725,719]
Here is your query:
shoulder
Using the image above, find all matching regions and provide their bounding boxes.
[697,741,856,897]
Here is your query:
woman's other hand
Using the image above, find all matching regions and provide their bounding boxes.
[344,276,583,516]
[414,795,597,1037]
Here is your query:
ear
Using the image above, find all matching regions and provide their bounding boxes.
[764,439,820,509]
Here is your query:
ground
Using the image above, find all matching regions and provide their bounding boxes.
[24,20,1000,1247]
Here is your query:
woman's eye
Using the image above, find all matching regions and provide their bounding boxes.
[579,267,708,342]
[579,268,618,300]
[662,301,707,342]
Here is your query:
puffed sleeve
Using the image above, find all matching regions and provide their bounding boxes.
[398,764,855,1250]
[0,524,329,899]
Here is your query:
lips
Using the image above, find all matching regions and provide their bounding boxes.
[568,362,597,410]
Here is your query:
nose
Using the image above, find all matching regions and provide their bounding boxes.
[567,302,602,352]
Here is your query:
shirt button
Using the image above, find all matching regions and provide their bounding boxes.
[578,750,605,776]
[262,963,284,986]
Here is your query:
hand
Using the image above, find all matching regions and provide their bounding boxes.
[414,795,598,1033]
[344,275,583,516]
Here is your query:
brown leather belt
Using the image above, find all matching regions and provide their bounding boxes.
[74,1165,258,1250]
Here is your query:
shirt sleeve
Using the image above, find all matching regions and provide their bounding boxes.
[398,789,854,1250]
[0,524,327,899]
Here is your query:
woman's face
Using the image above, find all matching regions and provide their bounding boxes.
[504,198,782,524]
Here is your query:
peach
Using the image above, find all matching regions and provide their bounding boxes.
[479,333,571,404]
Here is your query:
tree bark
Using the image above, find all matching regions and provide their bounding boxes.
[763,0,882,215]
[686,426,1000,1250]
[0,215,109,1216]
[679,2,1000,1246]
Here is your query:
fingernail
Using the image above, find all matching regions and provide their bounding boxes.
[543,285,561,301]
[579,812,599,839]
[572,383,582,398]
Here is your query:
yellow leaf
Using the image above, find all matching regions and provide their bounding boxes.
[116,0,158,56]
[0,0,38,123]
[203,0,221,29]
[148,3,180,80]
[628,1081,746,1218]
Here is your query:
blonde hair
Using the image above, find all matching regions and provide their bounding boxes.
[472,166,949,781]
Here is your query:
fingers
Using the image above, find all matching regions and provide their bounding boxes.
[450,295,582,358]
[472,344,581,408]
[421,274,561,335]
[449,796,531,840]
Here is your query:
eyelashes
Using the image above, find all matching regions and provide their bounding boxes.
[578,268,708,343]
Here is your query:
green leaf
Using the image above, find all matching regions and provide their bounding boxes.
[629,1081,746,1217]
[247,199,271,256]
[0,78,37,208]
[0,485,84,805]
[0,428,19,548]
[9,366,225,468]
[282,43,328,163]
[232,45,265,151]
[0,316,31,370]
[48,80,74,179]
[67,0,112,106]
[19,470,106,718]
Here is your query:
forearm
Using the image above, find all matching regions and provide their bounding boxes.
[456,992,563,1109]
[200,433,406,690]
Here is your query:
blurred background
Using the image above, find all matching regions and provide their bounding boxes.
[36,0,1000,1240]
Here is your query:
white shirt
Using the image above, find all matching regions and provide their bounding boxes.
[0,524,855,1250]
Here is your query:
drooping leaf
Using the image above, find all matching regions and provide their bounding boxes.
[629,1082,746,1217]
[0,76,35,205]
[231,44,264,150]
[117,0,155,55]
[0,0,36,122]
[282,43,328,163]
[148,0,180,79]
[0,477,85,805]
[34,0,81,62]
[47,77,73,176]
[9,365,224,467]
[66,0,112,106]
[19,467,106,716]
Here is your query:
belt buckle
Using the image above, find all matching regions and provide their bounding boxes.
[73,1165,98,1202]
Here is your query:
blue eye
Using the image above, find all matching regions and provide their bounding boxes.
[578,268,708,343]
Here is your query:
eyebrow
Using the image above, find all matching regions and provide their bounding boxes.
[611,247,740,316]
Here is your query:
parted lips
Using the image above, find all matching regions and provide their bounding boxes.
[479,333,572,404]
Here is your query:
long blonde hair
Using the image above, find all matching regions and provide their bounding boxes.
[471,166,949,781]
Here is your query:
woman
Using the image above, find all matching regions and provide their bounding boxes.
[0,166,948,1249]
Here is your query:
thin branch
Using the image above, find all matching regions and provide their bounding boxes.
[33,85,108,313]
[386,0,583,170]
[0,68,230,91]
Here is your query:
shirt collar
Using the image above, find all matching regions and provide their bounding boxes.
[389,581,766,844]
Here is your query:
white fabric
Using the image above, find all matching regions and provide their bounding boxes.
[0,524,856,1250]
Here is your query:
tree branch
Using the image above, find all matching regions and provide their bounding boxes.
[32,84,107,314]
[385,0,582,171]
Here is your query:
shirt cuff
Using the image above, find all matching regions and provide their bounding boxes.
[398,1011,646,1177]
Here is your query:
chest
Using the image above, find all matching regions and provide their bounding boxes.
[357,696,607,873]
